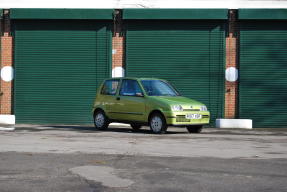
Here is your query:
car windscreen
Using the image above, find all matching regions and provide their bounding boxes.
[141,80,180,96]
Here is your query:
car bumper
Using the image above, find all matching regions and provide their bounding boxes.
[163,111,210,126]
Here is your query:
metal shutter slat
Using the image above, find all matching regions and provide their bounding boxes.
[125,20,225,126]
[239,21,287,128]
[14,20,111,124]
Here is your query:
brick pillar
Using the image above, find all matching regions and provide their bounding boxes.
[0,10,13,114]
[112,10,124,77]
[225,10,238,119]
[112,34,124,73]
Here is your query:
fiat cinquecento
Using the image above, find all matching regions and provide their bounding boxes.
[92,78,210,134]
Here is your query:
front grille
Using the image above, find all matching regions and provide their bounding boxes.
[202,115,209,118]
[183,109,200,111]
[176,115,190,122]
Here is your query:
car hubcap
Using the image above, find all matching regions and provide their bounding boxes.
[151,116,162,132]
[95,113,105,127]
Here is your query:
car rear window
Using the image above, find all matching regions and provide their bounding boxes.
[101,80,120,95]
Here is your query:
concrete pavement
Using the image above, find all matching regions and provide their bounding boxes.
[0,124,286,191]
[0,124,286,159]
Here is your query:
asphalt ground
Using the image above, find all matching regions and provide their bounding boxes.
[0,125,286,192]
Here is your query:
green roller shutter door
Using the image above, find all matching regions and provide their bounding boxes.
[239,21,287,128]
[125,20,225,125]
[13,20,111,124]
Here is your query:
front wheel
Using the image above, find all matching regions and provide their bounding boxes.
[93,110,109,130]
[149,113,167,134]
[186,125,203,133]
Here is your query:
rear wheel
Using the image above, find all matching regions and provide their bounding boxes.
[186,125,203,133]
[130,123,142,131]
[149,113,167,134]
[93,110,109,130]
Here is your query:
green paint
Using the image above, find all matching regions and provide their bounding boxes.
[10,8,114,19]
[239,9,287,20]
[123,9,228,20]
[13,20,112,124]
[239,21,287,128]
[125,20,225,126]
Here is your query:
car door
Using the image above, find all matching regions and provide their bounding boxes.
[112,79,146,122]
[99,79,120,119]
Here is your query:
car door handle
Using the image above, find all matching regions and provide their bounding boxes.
[116,97,120,101]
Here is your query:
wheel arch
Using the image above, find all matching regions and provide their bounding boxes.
[93,107,105,116]
[148,109,166,122]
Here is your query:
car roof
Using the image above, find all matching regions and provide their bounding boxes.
[105,77,166,81]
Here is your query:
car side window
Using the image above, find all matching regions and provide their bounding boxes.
[120,80,143,96]
[101,80,120,95]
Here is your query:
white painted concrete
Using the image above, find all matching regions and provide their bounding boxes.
[0,115,15,131]
[112,67,125,78]
[216,119,253,129]
[0,115,15,125]
[0,127,15,131]
[1,0,287,9]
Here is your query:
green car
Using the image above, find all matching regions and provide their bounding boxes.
[92,78,210,134]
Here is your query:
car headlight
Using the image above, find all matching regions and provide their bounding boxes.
[171,105,183,111]
[200,106,208,111]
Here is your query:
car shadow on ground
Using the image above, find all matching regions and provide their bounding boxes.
[15,125,185,135]
[104,127,185,134]
[14,125,287,136]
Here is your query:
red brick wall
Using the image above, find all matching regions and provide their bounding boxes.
[0,10,13,114]
[225,10,238,119]
[112,33,124,69]
[0,36,13,115]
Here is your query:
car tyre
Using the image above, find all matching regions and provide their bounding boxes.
[130,123,142,131]
[93,110,109,130]
[186,125,203,133]
[149,113,167,134]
